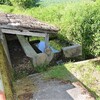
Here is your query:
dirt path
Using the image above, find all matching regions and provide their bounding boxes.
[14,74,95,100]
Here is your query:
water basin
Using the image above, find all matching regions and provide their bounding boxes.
[36,41,59,53]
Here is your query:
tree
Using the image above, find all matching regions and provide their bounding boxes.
[0,0,11,5]
[10,0,37,8]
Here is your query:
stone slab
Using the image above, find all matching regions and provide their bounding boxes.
[14,74,95,100]
[67,82,95,100]
[62,44,82,58]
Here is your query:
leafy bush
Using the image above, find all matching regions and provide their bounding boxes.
[10,0,37,8]
[64,2,100,58]
[80,6,100,58]
[0,5,14,12]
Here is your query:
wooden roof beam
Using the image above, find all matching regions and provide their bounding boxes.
[1,29,47,37]
[17,35,37,58]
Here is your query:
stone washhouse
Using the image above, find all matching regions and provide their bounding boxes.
[0,13,82,67]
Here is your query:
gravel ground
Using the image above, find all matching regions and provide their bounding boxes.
[7,39,34,79]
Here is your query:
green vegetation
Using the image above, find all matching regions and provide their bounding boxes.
[39,0,92,6]
[0,44,13,99]
[0,0,99,58]
[13,70,29,80]
[10,0,37,8]
[0,0,37,8]
[43,61,100,99]
[0,1,99,99]
[0,0,11,5]
[49,39,71,50]
[31,1,100,58]
[0,0,92,7]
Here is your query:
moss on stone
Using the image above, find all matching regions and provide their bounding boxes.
[0,43,14,100]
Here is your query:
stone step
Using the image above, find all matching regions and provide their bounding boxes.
[66,82,95,100]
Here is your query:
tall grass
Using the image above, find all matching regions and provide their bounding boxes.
[39,0,92,6]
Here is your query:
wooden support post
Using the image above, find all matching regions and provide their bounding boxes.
[17,35,53,67]
[17,35,37,58]
[1,29,46,37]
[45,33,49,49]
[0,30,12,67]
[17,35,38,67]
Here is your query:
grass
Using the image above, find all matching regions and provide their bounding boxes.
[0,1,100,99]
[29,37,71,51]
[49,40,64,50]
[13,70,29,80]
[39,0,92,6]
[0,1,100,58]
[44,63,77,81]
[43,61,100,99]
[49,39,71,50]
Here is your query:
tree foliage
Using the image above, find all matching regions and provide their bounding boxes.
[10,0,37,8]
[0,1,99,58]
[0,0,37,8]
[31,2,100,58]
[0,0,11,5]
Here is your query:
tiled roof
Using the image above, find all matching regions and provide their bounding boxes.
[0,13,59,34]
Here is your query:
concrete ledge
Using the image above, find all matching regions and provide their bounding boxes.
[62,44,82,58]
[0,73,6,100]
[0,43,14,100]
[17,35,53,67]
